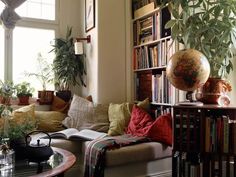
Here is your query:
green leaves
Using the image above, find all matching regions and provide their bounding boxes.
[51,27,86,90]
[161,0,236,78]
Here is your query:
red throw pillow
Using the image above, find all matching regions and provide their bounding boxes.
[147,113,172,146]
[126,105,154,137]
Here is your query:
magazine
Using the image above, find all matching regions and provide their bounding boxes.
[48,128,107,141]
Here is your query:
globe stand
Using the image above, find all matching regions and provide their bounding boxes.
[178,91,203,106]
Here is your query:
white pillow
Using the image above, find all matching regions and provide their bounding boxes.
[62,94,94,130]
[62,95,110,132]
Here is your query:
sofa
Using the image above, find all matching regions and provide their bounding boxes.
[13,94,173,177]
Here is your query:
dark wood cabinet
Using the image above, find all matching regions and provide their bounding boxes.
[173,104,236,177]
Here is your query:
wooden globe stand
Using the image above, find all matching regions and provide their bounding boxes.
[177,91,203,106]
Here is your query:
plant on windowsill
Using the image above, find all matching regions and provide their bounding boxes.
[159,0,236,103]
[0,80,15,105]
[50,26,86,102]
[25,53,54,105]
[15,82,34,105]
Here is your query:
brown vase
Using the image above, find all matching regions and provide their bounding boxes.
[196,77,232,104]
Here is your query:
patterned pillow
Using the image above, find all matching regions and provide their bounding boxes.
[62,94,94,130]
[62,94,110,132]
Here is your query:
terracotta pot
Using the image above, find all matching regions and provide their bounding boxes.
[196,77,231,104]
[0,97,11,105]
[18,96,30,105]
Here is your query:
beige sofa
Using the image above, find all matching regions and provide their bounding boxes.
[31,95,173,177]
[41,137,172,177]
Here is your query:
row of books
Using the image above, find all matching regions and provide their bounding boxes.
[133,39,175,70]
[151,106,171,117]
[133,7,171,46]
[151,71,175,105]
[174,152,234,177]
[132,0,156,19]
[205,116,236,153]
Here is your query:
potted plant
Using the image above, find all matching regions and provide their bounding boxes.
[15,82,34,105]
[0,80,15,105]
[50,26,86,102]
[25,53,54,104]
[161,0,236,103]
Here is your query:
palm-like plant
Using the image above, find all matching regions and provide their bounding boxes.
[50,26,86,91]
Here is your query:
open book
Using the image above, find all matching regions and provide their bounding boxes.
[48,128,107,141]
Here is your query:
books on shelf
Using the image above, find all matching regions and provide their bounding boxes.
[133,39,175,70]
[48,128,107,141]
[133,1,155,19]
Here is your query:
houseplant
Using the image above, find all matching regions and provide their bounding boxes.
[50,26,86,102]
[15,82,34,105]
[25,53,54,104]
[0,80,15,105]
[160,0,236,103]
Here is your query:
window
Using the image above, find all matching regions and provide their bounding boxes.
[13,27,55,93]
[1,1,57,97]
[16,0,56,20]
[0,26,4,81]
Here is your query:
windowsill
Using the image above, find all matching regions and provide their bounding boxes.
[10,97,51,111]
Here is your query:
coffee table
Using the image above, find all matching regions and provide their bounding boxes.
[1,147,76,177]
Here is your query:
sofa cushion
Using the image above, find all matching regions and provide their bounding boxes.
[36,111,66,132]
[51,95,70,113]
[108,103,132,136]
[148,113,172,146]
[12,104,36,125]
[82,141,172,167]
[136,98,150,113]
[62,94,94,130]
[126,105,153,137]
[62,95,109,132]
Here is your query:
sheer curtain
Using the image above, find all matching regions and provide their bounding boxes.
[0,0,26,29]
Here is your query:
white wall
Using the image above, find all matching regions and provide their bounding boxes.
[78,0,128,104]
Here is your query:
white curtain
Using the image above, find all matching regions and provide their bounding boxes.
[0,0,26,29]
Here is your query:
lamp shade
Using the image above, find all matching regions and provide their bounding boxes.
[74,42,83,55]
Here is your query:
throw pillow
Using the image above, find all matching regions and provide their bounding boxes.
[62,94,111,132]
[89,104,110,133]
[35,111,66,132]
[126,105,154,137]
[136,98,150,113]
[108,102,132,136]
[12,104,36,125]
[147,113,172,146]
[51,95,70,114]
[62,94,94,130]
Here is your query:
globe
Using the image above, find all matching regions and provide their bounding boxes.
[166,48,210,94]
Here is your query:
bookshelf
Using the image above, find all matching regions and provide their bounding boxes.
[132,0,177,116]
[173,105,236,177]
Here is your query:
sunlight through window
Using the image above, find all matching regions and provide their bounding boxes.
[13,27,55,96]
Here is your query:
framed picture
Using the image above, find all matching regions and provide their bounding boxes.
[85,0,95,32]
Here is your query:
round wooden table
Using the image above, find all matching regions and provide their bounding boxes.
[7,147,76,177]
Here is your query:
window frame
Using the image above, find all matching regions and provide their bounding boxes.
[2,0,59,83]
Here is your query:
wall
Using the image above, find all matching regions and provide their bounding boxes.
[78,0,128,104]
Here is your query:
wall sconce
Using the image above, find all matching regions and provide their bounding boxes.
[74,35,91,55]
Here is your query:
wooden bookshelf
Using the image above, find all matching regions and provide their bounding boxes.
[173,105,236,177]
[132,0,177,116]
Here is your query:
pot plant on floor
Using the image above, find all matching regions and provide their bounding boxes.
[161,0,236,104]
[25,53,54,104]
[50,26,86,102]
[15,82,34,105]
